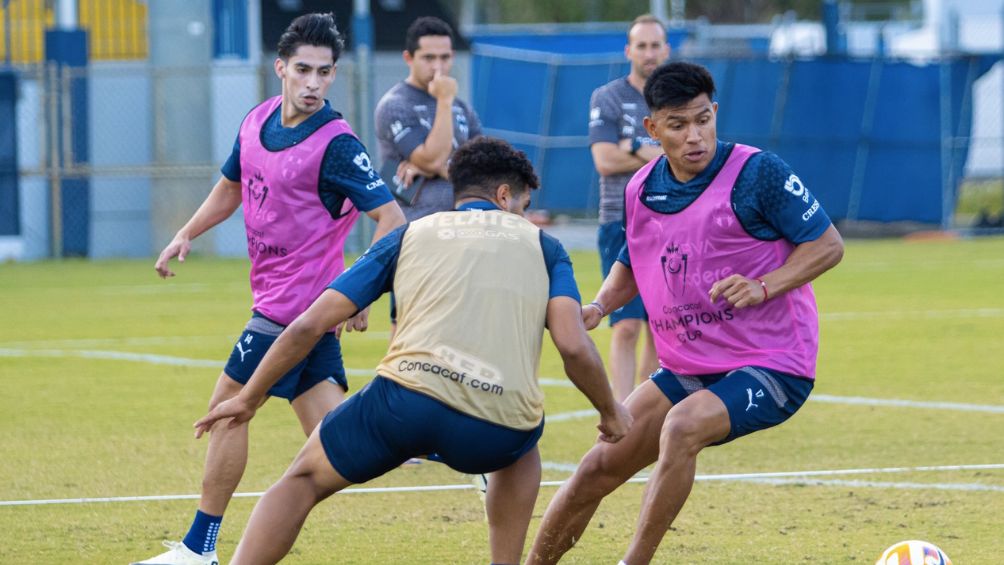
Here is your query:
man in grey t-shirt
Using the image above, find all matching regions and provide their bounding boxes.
[587,14,669,402]
[375,16,482,222]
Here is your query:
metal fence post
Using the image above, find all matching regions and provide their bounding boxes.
[847,56,883,221]
[47,64,62,258]
[352,0,375,250]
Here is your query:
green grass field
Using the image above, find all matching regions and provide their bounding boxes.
[2,237,1003,564]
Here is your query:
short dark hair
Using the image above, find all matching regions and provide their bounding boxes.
[449,137,540,201]
[405,16,454,54]
[277,13,344,62]
[644,61,716,111]
[628,14,666,42]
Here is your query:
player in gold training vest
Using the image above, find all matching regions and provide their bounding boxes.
[194,137,633,565]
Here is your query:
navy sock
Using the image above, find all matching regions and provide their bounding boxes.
[182,510,222,555]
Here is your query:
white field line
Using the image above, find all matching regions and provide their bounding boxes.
[0,332,391,350]
[705,477,1004,492]
[2,348,1002,414]
[0,336,237,348]
[0,348,223,368]
[820,308,1004,321]
[0,348,375,377]
[543,381,1004,415]
[509,395,1004,418]
[547,409,596,422]
[811,394,1004,413]
[2,463,1001,507]
[541,462,581,473]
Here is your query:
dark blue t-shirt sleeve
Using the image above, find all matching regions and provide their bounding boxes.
[466,104,483,139]
[375,94,429,161]
[588,86,622,146]
[318,134,395,217]
[735,151,832,244]
[616,242,632,269]
[328,224,407,309]
[221,137,240,181]
[540,231,581,302]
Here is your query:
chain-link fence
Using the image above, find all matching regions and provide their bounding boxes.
[12,62,267,259]
[4,50,466,259]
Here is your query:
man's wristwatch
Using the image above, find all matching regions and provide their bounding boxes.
[629,137,642,156]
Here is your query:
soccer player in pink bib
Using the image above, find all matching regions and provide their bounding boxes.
[135,13,404,565]
[528,61,844,565]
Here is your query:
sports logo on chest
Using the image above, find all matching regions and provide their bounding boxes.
[655,239,725,297]
[660,241,689,297]
[710,201,736,229]
[247,172,270,212]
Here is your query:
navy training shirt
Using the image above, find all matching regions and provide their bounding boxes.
[221,100,393,217]
[330,200,581,310]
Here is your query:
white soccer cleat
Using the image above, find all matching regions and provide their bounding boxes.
[130,540,219,565]
[473,472,488,502]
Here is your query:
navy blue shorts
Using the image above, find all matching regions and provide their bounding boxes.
[598,221,647,325]
[223,313,348,401]
[651,366,813,444]
[319,376,544,483]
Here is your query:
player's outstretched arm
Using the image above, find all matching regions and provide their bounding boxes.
[547,296,632,443]
[155,176,242,278]
[583,261,640,330]
[193,289,360,436]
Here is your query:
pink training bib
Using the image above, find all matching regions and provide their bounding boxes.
[624,144,819,378]
[238,96,360,325]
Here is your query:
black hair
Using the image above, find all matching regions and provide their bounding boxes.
[277,13,344,62]
[643,61,716,111]
[449,137,540,201]
[405,16,454,54]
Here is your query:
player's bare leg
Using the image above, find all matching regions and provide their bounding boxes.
[229,427,350,565]
[485,446,541,564]
[527,382,667,565]
[639,325,658,382]
[200,373,268,515]
[609,319,644,401]
[290,379,345,436]
[621,390,730,565]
